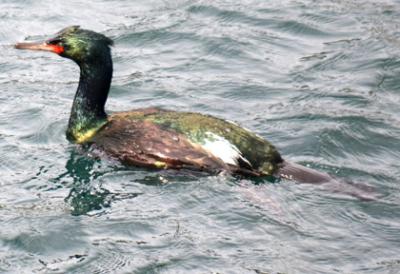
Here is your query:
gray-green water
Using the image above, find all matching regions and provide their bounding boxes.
[1,0,400,273]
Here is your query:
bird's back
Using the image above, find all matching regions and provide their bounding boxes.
[89,107,283,175]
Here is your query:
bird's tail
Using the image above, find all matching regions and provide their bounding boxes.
[276,160,333,184]
[276,160,377,201]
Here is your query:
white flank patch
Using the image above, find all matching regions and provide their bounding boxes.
[201,132,251,167]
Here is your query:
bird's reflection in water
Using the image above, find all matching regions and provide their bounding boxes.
[59,149,141,216]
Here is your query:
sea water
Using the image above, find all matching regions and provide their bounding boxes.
[1,1,400,273]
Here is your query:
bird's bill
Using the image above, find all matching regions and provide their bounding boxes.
[15,41,64,54]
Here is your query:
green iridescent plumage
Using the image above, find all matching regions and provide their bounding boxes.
[53,26,113,64]
[50,26,113,142]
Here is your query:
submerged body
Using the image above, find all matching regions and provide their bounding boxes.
[14,26,348,186]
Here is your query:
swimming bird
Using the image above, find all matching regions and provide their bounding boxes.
[15,26,337,183]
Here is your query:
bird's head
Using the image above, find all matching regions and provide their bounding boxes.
[15,26,113,65]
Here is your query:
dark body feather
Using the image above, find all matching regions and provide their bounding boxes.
[89,108,283,176]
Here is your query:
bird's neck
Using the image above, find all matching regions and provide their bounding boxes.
[66,54,113,143]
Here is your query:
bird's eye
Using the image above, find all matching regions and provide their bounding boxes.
[47,38,62,45]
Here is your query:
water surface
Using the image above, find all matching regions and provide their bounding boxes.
[1,0,400,273]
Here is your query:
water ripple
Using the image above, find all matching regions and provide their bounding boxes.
[1,0,400,273]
